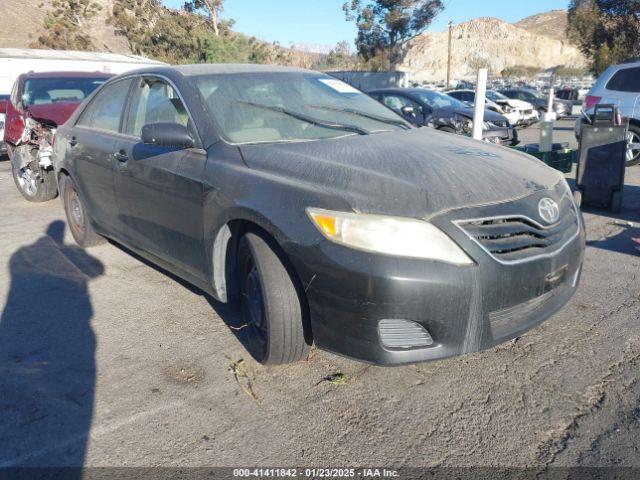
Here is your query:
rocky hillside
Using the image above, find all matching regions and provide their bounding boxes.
[1,0,131,53]
[0,0,325,68]
[400,15,586,82]
[516,10,569,42]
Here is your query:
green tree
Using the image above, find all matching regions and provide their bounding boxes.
[34,0,102,50]
[567,0,640,75]
[326,41,357,69]
[184,0,224,35]
[500,65,543,79]
[343,0,444,71]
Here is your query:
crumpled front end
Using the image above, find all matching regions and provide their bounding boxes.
[10,117,56,171]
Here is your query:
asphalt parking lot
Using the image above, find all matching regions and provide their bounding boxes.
[0,119,639,470]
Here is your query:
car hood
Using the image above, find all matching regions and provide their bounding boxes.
[502,99,533,109]
[239,128,561,219]
[26,102,81,127]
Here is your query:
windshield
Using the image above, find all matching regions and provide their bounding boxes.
[486,91,508,102]
[413,90,469,110]
[194,72,410,144]
[22,77,107,108]
[524,89,543,99]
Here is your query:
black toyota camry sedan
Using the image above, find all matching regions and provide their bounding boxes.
[53,65,585,366]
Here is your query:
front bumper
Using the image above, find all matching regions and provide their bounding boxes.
[294,188,585,366]
[483,126,519,146]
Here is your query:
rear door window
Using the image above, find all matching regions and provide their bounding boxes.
[76,79,132,133]
[606,67,640,93]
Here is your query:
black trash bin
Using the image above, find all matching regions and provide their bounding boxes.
[575,104,627,212]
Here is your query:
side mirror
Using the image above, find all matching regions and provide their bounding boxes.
[141,122,194,149]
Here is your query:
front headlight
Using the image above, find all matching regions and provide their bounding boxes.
[306,208,474,265]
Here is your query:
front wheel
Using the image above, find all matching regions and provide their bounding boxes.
[237,232,310,365]
[60,175,105,248]
[12,161,57,202]
[625,125,640,167]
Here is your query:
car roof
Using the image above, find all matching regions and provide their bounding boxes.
[21,71,113,80]
[173,64,312,76]
[367,87,432,94]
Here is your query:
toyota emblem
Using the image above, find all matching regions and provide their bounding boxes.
[538,198,560,224]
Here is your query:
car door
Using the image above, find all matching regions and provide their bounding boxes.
[69,78,133,232]
[113,76,208,280]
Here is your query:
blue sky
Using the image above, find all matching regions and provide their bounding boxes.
[162,0,570,49]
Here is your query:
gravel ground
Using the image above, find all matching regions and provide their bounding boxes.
[0,119,639,472]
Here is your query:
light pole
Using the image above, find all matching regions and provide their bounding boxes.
[447,20,453,89]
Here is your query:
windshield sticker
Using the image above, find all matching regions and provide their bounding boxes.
[318,79,361,94]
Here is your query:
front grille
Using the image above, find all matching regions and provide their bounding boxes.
[523,109,533,115]
[455,195,579,263]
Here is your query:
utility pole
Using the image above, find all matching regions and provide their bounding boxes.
[447,20,453,89]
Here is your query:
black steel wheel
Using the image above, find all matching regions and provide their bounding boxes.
[60,175,105,248]
[236,232,310,365]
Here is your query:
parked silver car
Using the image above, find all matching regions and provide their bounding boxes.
[575,59,640,166]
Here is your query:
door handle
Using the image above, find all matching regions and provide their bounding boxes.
[69,137,78,147]
[113,150,129,163]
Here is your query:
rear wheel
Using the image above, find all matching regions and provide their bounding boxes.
[625,125,640,166]
[237,232,310,365]
[60,175,105,248]
[12,159,57,202]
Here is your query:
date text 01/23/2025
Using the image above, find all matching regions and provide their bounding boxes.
[233,468,400,478]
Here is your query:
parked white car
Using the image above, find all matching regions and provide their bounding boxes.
[575,59,640,166]
[447,89,521,127]
[486,90,539,126]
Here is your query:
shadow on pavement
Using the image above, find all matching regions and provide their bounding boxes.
[0,221,104,470]
[107,240,247,353]
[574,181,640,256]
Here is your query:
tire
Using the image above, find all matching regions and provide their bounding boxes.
[12,160,58,202]
[611,190,623,213]
[625,124,640,167]
[60,175,105,248]
[236,232,310,365]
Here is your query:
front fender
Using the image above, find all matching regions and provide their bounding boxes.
[10,144,33,170]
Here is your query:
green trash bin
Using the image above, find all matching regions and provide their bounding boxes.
[511,143,574,174]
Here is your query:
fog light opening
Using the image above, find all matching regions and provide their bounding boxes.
[378,319,434,350]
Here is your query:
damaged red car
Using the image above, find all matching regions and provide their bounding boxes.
[4,71,111,201]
